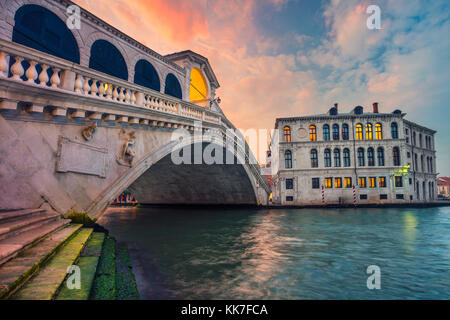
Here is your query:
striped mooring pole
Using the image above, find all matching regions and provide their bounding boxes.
[353,184,357,207]
[321,184,325,205]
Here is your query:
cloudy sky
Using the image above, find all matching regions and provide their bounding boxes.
[74,0,450,175]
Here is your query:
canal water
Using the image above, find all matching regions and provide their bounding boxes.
[98,206,450,299]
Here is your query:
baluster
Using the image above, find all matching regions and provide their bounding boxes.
[83,77,91,94]
[112,85,118,101]
[0,52,9,78]
[106,83,113,99]
[98,82,105,98]
[125,89,131,103]
[50,68,60,88]
[130,90,136,104]
[11,56,24,81]
[25,60,38,83]
[90,79,98,97]
[38,64,49,86]
[118,87,125,102]
[74,74,83,93]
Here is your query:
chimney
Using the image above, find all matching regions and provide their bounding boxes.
[373,102,379,113]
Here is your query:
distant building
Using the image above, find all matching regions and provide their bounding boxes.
[270,103,437,205]
[437,177,450,199]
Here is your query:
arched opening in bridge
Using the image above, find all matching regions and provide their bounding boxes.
[134,59,160,91]
[189,68,208,104]
[89,39,128,81]
[127,143,258,205]
[12,4,80,64]
[164,73,182,99]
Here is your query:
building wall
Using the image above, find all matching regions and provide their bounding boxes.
[271,108,437,205]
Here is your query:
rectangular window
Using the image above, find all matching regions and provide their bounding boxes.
[312,178,320,189]
[395,176,403,188]
[379,177,386,188]
[396,194,404,200]
[360,194,368,200]
[286,196,294,201]
[335,178,342,188]
[359,177,366,188]
[286,179,293,190]
[369,177,376,188]
[344,177,352,188]
[325,177,332,189]
[380,194,388,200]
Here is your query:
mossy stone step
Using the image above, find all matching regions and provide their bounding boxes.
[11,228,93,300]
[91,236,116,300]
[116,242,139,300]
[55,232,105,300]
[0,224,82,299]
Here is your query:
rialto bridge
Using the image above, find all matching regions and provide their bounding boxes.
[0,0,270,218]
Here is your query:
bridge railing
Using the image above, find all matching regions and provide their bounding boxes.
[0,39,219,124]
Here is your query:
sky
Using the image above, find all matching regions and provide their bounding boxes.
[73,0,450,176]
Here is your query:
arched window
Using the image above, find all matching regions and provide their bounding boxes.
[377,147,385,166]
[375,123,383,140]
[134,59,160,91]
[414,153,418,170]
[310,149,318,168]
[283,126,291,142]
[393,147,401,166]
[13,5,80,64]
[332,124,340,140]
[358,148,365,166]
[343,148,351,167]
[342,124,349,140]
[367,147,375,166]
[285,150,292,169]
[323,124,330,141]
[309,125,317,141]
[164,73,182,99]
[356,123,363,140]
[413,132,417,145]
[89,40,128,80]
[324,149,331,167]
[391,122,399,139]
[189,68,208,103]
[366,123,373,140]
[334,148,341,167]
[419,133,423,148]
[430,157,433,173]
[421,155,424,172]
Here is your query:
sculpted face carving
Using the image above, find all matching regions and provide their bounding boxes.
[81,122,97,141]
[117,131,137,167]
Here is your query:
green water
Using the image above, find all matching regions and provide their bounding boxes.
[99,206,450,299]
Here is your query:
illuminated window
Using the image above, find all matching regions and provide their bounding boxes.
[375,123,383,139]
[379,177,386,188]
[395,176,403,188]
[332,124,340,140]
[324,149,331,167]
[358,148,365,166]
[189,68,208,103]
[309,125,317,141]
[285,150,292,169]
[344,177,352,188]
[343,148,351,167]
[323,124,330,141]
[377,147,385,166]
[335,177,342,188]
[356,123,363,140]
[359,177,366,188]
[367,147,375,166]
[325,177,332,188]
[366,123,373,140]
[310,149,318,168]
[283,126,291,142]
[369,177,376,188]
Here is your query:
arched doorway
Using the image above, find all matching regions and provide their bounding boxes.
[89,39,128,80]
[164,73,182,99]
[134,59,160,91]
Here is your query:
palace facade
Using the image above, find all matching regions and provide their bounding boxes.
[270,103,437,205]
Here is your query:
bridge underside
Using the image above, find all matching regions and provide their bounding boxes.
[129,146,258,205]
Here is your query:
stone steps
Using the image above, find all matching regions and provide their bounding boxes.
[0,218,71,266]
[56,233,105,300]
[0,224,82,299]
[0,212,61,241]
[0,209,46,223]
[11,228,94,300]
